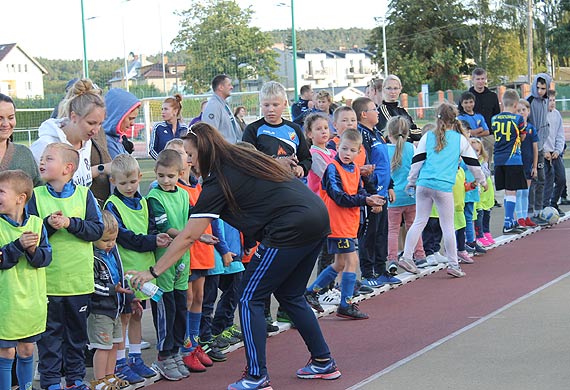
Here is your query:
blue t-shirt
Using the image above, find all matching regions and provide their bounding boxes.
[387,142,415,207]
[521,122,539,172]
[492,112,525,166]
[458,112,489,133]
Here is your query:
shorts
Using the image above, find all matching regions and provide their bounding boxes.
[0,334,41,348]
[494,165,527,191]
[327,238,356,254]
[188,268,208,282]
[87,313,123,350]
[122,298,147,315]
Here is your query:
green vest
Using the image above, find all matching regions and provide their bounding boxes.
[0,215,47,339]
[146,187,190,292]
[105,195,157,300]
[34,185,94,295]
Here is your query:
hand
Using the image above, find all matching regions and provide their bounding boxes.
[115,283,133,295]
[19,231,39,254]
[121,135,134,154]
[199,234,219,245]
[244,247,256,256]
[388,189,396,203]
[366,194,385,207]
[481,180,489,191]
[292,165,304,178]
[544,152,552,161]
[126,270,153,288]
[405,184,415,193]
[359,164,375,177]
[156,233,172,248]
[371,206,382,213]
[531,167,538,178]
[48,211,69,230]
[552,151,559,159]
[222,252,236,267]
[130,298,143,316]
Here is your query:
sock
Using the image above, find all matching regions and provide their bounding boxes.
[504,195,516,227]
[307,265,339,293]
[16,355,33,390]
[129,343,142,355]
[515,190,524,220]
[340,272,356,308]
[116,349,126,362]
[0,356,14,390]
[182,311,201,353]
[518,189,529,219]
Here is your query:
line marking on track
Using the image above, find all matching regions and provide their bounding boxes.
[347,271,570,390]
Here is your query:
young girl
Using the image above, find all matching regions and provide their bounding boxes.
[400,103,487,278]
[306,113,337,195]
[149,94,188,159]
[386,116,426,274]
[470,138,497,246]
[315,90,336,135]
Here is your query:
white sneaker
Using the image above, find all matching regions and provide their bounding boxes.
[434,252,448,263]
[318,289,341,306]
[426,254,438,266]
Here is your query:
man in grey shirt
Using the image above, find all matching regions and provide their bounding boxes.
[202,74,242,144]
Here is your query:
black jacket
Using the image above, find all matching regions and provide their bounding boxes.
[377,102,422,142]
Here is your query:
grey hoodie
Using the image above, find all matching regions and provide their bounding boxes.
[527,72,552,151]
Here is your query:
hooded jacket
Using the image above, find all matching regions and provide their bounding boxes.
[527,72,552,151]
[103,89,141,159]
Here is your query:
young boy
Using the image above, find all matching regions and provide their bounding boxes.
[104,154,171,383]
[516,99,539,228]
[146,149,191,381]
[352,97,398,287]
[458,91,490,138]
[544,89,567,215]
[492,89,528,234]
[28,142,104,390]
[0,170,51,390]
[304,129,384,319]
[88,210,137,390]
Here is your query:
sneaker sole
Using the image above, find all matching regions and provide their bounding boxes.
[151,363,183,381]
[398,263,419,274]
[336,312,369,320]
[297,370,342,380]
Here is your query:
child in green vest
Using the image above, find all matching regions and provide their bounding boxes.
[28,142,104,390]
[0,170,51,390]
[104,154,171,384]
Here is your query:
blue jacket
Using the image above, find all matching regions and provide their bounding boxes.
[208,219,245,276]
[149,121,188,160]
[103,88,141,159]
[357,123,392,197]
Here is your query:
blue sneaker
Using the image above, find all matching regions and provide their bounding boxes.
[47,385,63,390]
[115,359,145,384]
[375,273,402,286]
[128,354,158,378]
[64,380,90,390]
[296,358,341,380]
[227,373,272,389]
[360,277,383,288]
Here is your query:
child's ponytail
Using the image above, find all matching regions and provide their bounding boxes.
[387,116,410,171]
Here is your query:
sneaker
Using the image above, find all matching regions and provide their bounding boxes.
[447,265,466,278]
[199,340,227,362]
[115,360,145,384]
[375,273,402,285]
[465,243,475,256]
[140,340,151,350]
[128,355,158,378]
[228,324,243,341]
[426,254,438,266]
[318,288,341,306]
[517,218,527,227]
[484,233,496,244]
[227,373,272,390]
[466,241,487,255]
[296,358,342,380]
[457,250,474,264]
[360,276,384,288]
[182,350,206,373]
[414,258,428,268]
[276,309,293,324]
[494,199,502,208]
[434,252,448,263]
[553,205,566,217]
[560,197,570,205]
[476,237,490,247]
[387,261,398,275]
[211,334,230,351]
[216,329,241,346]
[336,303,369,320]
[531,215,549,226]
[192,345,213,367]
[64,381,91,390]
[173,353,191,377]
[47,385,63,390]
[152,357,184,381]
[398,257,419,274]
[265,316,279,333]
[503,225,525,234]
[357,281,374,294]
[524,217,537,228]
[304,290,325,313]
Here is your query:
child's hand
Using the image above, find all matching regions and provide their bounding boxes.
[531,166,538,178]
[359,164,375,177]
[156,233,172,248]
[388,189,396,203]
[481,181,489,191]
[131,298,143,316]
[544,152,552,160]
[48,211,70,230]
[366,195,385,207]
[371,206,382,213]
[222,252,236,267]
[115,283,132,295]
[19,231,39,254]
[199,234,219,245]
[292,165,304,178]
[244,246,256,256]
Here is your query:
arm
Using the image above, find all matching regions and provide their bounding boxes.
[553,112,565,156]
[309,151,329,179]
[25,225,52,268]
[295,127,313,177]
[210,218,230,256]
[149,123,161,160]
[66,190,104,242]
[93,258,116,297]
[322,164,369,208]
[532,142,538,177]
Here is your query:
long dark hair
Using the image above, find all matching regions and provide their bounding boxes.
[0,93,16,142]
[182,122,293,212]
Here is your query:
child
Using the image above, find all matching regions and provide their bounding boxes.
[457,91,490,138]
[385,116,426,274]
[453,165,473,264]
[28,143,104,390]
[470,138,497,246]
[0,170,51,390]
[516,99,539,228]
[315,90,336,135]
[401,103,487,278]
[304,129,385,319]
[461,155,487,256]
[544,89,567,215]
[492,89,528,234]
[306,113,336,195]
[146,149,191,381]
[88,210,136,390]
[104,154,170,383]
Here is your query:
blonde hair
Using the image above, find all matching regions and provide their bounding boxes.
[156,149,184,172]
[163,94,183,119]
[387,116,410,171]
[0,170,33,202]
[100,210,119,235]
[316,90,332,103]
[384,74,402,89]
[333,105,355,122]
[422,122,436,135]
[165,138,184,149]
[340,128,362,145]
[45,143,80,173]
[259,81,287,102]
[110,154,140,179]
[517,98,530,109]
[434,102,467,152]
[470,137,488,162]
[502,89,520,109]
[59,79,105,119]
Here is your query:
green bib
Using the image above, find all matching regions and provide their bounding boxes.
[0,215,47,339]
[105,195,157,299]
[146,187,190,292]
[34,185,94,295]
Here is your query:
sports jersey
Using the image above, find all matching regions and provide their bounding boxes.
[457,112,489,133]
[492,112,525,166]
[521,122,539,172]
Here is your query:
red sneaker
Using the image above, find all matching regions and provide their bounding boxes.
[525,216,537,227]
[517,218,527,227]
[183,350,207,372]
[194,345,213,367]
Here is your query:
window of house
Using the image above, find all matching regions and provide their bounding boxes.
[24,64,28,72]
[18,64,21,72]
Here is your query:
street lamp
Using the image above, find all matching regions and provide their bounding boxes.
[277,1,298,101]
[502,0,533,82]
[375,16,388,78]
[80,0,89,78]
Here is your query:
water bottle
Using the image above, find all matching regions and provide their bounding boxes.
[174,263,186,282]
[125,274,163,302]
[406,186,415,198]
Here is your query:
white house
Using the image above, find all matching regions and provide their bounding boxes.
[0,43,47,98]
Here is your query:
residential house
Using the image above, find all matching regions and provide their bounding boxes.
[0,43,47,98]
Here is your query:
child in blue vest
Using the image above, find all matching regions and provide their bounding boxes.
[0,170,51,390]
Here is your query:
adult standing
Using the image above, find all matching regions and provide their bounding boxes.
[103,88,141,159]
[128,122,340,390]
[149,94,188,159]
[202,74,242,144]
[377,75,422,141]
[291,84,315,126]
[234,106,248,132]
[0,94,41,186]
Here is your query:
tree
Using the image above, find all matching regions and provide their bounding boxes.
[172,0,278,93]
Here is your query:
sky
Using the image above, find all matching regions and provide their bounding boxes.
[4,0,388,61]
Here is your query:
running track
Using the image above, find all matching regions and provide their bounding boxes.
[147,220,570,389]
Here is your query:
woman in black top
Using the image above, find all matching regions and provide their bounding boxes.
[129,122,340,389]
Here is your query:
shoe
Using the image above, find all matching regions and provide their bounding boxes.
[552,205,566,217]
[465,243,475,256]
[434,252,448,263]
[47,385,63,390]
[228,324,243,341]
[466,241,487,255]
[84,346,94,368]
[211,334,230,351]
[64,381,91,390]
[115,359,145,384]
[336,303,369,320]
[296,358,342,380]
[560,197,570,205]
[193,345,214,367]
[517,218,527,227]
[227,373,272,390]
[128,354,158,378]
[304,290,324,313]
[457,250,474,264]
[398,257,419,274]
[90,377,120,390]
[447,265,466,278]
[360,276,384,288]
[426,254,438,266]
[216,329,241,346]
[276,309,293,324]
[476,237,490,247]
[318,288,341,306]
[524,217,537,227]
[357,281,374,294]
[265,315,279,333]
[484,233,496,244]
[375,273,402,285]
[494,199,502,208]
[199,339,227,362]
[531,215,549,226]
[503,225,525,234]
[414,258,428,268]
[140,340,151,350]
[152,357,184,381]
[182,350,206,373]
[387,261,398,275]
[173,353,191,377]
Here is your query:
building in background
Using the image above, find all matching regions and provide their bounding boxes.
[0,43,47,98]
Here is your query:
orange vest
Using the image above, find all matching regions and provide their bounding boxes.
[323,160,361,238]
[177,181,215,270]
[332,136,367,168]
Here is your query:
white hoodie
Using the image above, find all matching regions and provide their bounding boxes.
[31,118,93,187]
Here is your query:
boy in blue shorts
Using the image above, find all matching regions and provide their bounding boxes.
[304,129,385,319]
[0,170,51,390]
[28,142,104,390]
[492,89,528,234]
[458,91,490,138]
